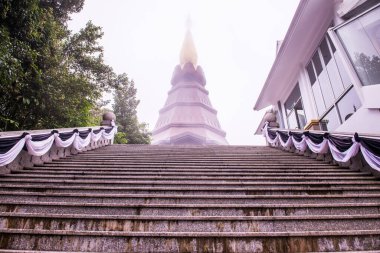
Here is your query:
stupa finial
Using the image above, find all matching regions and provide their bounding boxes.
[186,15,192,30]
[180,16,198,68]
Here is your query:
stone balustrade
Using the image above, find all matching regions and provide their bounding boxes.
[262,122,380,178]
[0,125,116,174]
[0,113,118,174]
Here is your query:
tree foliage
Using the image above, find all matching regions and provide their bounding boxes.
[113,75,151,144]
[0,0,119,131]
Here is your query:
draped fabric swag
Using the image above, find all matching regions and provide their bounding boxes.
[0,127,117,166]
[262,123,380,172]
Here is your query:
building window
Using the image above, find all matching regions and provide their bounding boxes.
[307,35,350,117]
[319,86,362,131]
[328,35,351,89]
[336,5,380,86]
[307,61,326,115]
[321,37,345,97]
[337,86,361,122]
[284,84,306,129]
[306,32,363,131]
[320,107,341,131]
[277,101,285,128]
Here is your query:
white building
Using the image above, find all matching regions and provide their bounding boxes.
[254,0,380,135]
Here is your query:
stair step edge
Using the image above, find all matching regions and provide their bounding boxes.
[1,229,380,237]
[1,212,380,221]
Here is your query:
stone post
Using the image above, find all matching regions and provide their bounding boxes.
[263,109,279,147]
[263,109,279,129]
[101,112,116,145]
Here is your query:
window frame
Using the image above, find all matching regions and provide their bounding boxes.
[284,84,307,129]
[306,32,362,130]
[318,84,358,130]
[332,3,380,87]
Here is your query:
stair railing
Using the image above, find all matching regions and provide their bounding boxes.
[262,122,380,175]
[0,125,117,174]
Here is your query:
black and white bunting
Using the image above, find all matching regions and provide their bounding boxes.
[263,123,380,172]
[0,126,117,166]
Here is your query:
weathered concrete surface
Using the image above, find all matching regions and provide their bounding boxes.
[1,214,380,232]
[1,232,380,252]
[0,145,380,252]
[0,139,111,175]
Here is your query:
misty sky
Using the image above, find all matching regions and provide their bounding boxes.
[68,0,300,145]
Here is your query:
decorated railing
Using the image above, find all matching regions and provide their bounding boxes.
[262,122,380,173]
[0,125,117,174]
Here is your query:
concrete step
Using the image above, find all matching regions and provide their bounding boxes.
[78,148,284,153]
[2,144,380,252]
[73,154,298,159]
[0,229,379,252]
[55,158,326,163]
[3,250,378,253]
[47,161,332,167]
[2,183,380,195]
[25,164,342,169]
[1,178,379,188]
[79,148,288,153]
[22,166,353,173]
[3,173,376,182]
[1,201,380,216]
[12,170,372,177]
[1,191,380,204]
[1,213,380,232]
[0,251,88,253]
[75,153,297,157]
[2,251,378,253]
[61,157,324,163]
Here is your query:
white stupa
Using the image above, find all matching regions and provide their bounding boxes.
[152,25,228,145]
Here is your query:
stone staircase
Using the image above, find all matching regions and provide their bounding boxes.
[0,145,379,252]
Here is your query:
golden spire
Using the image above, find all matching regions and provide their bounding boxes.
[180,17,198,68]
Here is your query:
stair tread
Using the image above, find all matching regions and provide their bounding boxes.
[4,174,374,180]
[2,184,380,191]
[2,228,380,237]
[1,178,379,185]
[2,212,380,220]
[2,144,380,252]
[2,200,380,207]
[1,191,379,198]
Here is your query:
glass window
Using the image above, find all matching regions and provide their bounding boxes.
[306,62,316,85]
[320,108,341,131]
[320,38,332,64]
[284,84,307,129]
[284,84,301,115]
[294,100,307,129]
[326,59,345,97]
[336,6,380,86]
[337,87,362,122]
[312,51,323,76]
[327,35,336,52]
[308,34,357,118]
[307,59,327,114]
[287,110,299,129]
[318,68,335,107]
[312,83,326,115]
[333,50,352,88]
[325,35,346,96]
[277,101,285,129]
[309,49,336,110]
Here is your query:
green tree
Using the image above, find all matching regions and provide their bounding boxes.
[0,0,118,131]
[113,75,151,144]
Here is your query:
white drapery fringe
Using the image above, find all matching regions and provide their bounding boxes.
[263,123,380,172]
[0,138,26,167]
[0,126,117,166]
[360,145,380,171]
